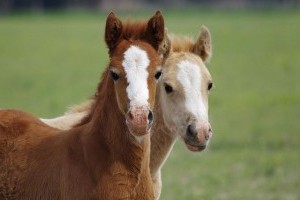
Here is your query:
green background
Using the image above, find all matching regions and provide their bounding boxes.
[0,10,299,199]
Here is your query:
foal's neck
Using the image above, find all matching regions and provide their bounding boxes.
[150,85,177,177]
[83,68,150,177]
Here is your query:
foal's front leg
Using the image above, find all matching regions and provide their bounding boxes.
[152,170,162,200]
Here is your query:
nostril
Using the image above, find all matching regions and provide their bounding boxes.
[128,111,134,120]
[208,127,212,132]
[148,110,153,123]
[186,124,197,138]
[205,133,210,140]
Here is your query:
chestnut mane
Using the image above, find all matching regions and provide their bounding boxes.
[121,21,149,40]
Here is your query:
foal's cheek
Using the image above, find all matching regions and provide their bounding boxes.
[202,95,209,110]
[114,81,129,115]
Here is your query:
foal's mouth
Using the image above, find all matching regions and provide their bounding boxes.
[183,138,207,152]
[185,143,207,152]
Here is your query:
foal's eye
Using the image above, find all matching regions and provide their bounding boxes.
[208,82,213,91]
[164,83,173,94]
[110,71,120,81]
[154,70,162,80]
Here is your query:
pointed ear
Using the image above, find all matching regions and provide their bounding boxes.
[158,28,171,59]
[105,12,123,52]
[145,10,165,51]
[193,26,212,62]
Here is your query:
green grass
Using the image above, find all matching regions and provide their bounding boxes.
[1,9,300,199]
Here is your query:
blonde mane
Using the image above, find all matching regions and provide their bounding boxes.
[168,34,195,53]
[65,98,94,115]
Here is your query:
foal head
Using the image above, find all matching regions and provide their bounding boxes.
[159,26,213,151]
[105,11,165,139]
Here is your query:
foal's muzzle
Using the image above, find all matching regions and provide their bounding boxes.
[126,106,153,137]
[184,122,213,152]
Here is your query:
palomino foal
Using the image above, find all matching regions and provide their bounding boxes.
[0,11,166,200]
[150,26,213,199]
[41,26,214,200]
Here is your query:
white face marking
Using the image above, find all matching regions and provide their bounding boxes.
[122,45,150,107]
[177,60,208,121]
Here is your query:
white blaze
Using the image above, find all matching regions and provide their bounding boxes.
[122,45,150,107]
[177,60,208,121]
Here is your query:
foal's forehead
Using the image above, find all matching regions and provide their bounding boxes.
[111,40,159,69]
[176,59,202,92]
[166,53,211,81]
[115,41,160,107]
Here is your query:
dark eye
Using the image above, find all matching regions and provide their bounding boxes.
[110,71,120,81]
[164,83,173,94]
[154,70,162,80]
[208,82,213,91]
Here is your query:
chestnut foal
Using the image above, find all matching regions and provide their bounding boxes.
[0,11,166,200]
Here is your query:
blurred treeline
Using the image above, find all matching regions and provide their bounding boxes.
[0,0,299,13]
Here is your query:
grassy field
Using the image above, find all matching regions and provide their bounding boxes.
[0,9,300,199]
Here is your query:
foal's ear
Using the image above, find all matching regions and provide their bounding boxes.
[158,28,171,59]
[105,12,123,51]
[193,26,212,62]
[146,10,165,51]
